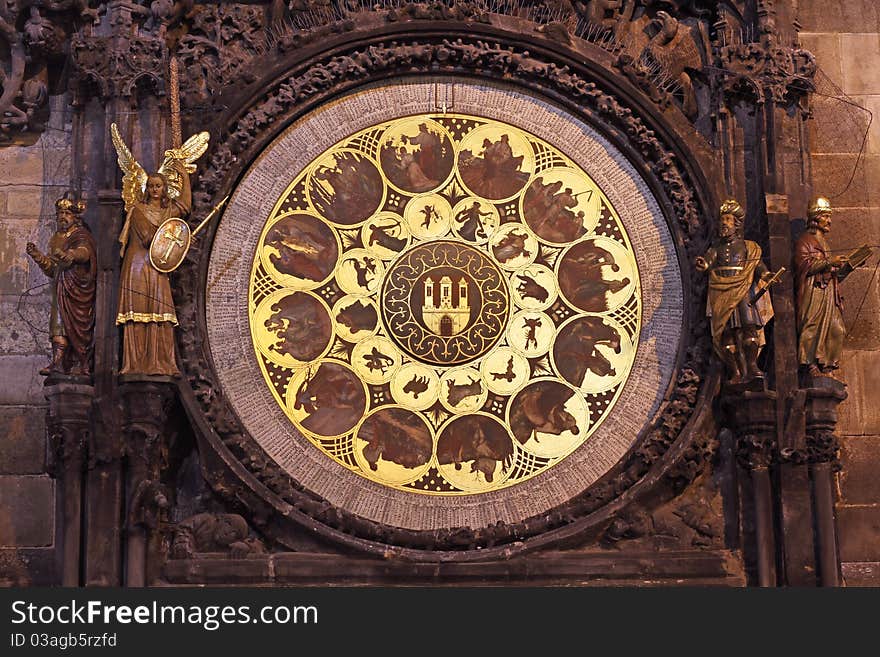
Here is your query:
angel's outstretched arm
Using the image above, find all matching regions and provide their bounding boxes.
[170,159,192,216]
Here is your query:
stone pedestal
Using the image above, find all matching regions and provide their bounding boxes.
[723,376,848,587]
[44,380,95,586]
[119,375,176,587]
[721,388,778,586]
[804,376,847,586]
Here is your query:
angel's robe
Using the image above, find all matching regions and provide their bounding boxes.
[116,170,190,376]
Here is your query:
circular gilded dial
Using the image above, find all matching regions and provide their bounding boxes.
[248,114,641,495]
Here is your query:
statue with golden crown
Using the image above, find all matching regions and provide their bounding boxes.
[26,195,97,377]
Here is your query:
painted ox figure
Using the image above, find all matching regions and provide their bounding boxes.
[510,381,580,445]
[436,417,513,483]
[555,316,622,385]
[358,408,432,471]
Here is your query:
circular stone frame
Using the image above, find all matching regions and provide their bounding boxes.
[173,24,718,559]
[210,90,666,525]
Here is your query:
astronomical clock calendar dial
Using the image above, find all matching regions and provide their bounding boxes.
[248,114,641,494]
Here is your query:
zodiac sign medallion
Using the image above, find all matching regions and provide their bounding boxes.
[248,114,642,495]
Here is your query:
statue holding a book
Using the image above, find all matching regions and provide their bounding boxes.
[795,197,873,378]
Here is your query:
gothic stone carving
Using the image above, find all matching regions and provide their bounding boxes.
[174,4,265,110]
[715,31,816,107]
[600,475,724,550]
[0,0,90,144]
[171,30,716,556]
[72,34,166,100]
[613,9,708,119]
[164,2,742,126]
[170,513,266,559]
[128,479,171,531]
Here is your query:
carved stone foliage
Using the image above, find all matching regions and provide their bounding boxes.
[171,29,717,557]
[716,40,816,106]
[779,377,847,468]
[0,0,94,144]
[69,0,202,101]
[778,432,841,468]
[385,0,489,24]
[174,4,265,110]
[11,1,813,142]
[709,0,816,109]
[736,433,776,470]
[162,1,755,127]
[44,381,94,475]
[721,390,778,470]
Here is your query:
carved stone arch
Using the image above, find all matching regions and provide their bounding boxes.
[125,72,165,100]
[172,20,724,561]
[70,70,109,104]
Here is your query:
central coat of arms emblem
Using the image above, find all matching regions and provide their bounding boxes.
[382,240,509,365]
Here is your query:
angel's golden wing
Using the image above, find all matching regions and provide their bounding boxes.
[110,123,148,212]
[158,131,210,200]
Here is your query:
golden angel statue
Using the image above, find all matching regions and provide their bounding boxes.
[110,123,209,375]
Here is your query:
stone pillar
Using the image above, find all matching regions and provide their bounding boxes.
[69,0,170,586]
[798,0,880,584]
[716,0,823,585]
[804,377,847,586]
[119,377,175,587]
[45,382,94,586]
[723,389,778,586]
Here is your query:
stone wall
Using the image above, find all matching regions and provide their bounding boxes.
[0,95,72,585]
[799,2,880,586]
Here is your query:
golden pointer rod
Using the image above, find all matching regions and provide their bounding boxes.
[192,195,230,237]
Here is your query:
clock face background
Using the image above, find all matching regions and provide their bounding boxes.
[248,114,641,495]
[207,81,681,529]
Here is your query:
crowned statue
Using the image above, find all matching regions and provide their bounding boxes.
[26,195,97,376]
[110,123,209,376]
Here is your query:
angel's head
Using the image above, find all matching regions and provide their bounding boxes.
[144,172,170,207]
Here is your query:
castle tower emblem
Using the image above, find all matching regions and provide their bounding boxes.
[383,240,509,366]
[421,275,471,336]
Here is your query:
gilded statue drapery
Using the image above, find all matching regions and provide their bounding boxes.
[116,163,191,375]
[795,199,847,376]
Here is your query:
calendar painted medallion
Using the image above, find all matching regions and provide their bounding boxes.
[248,113,642,495]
